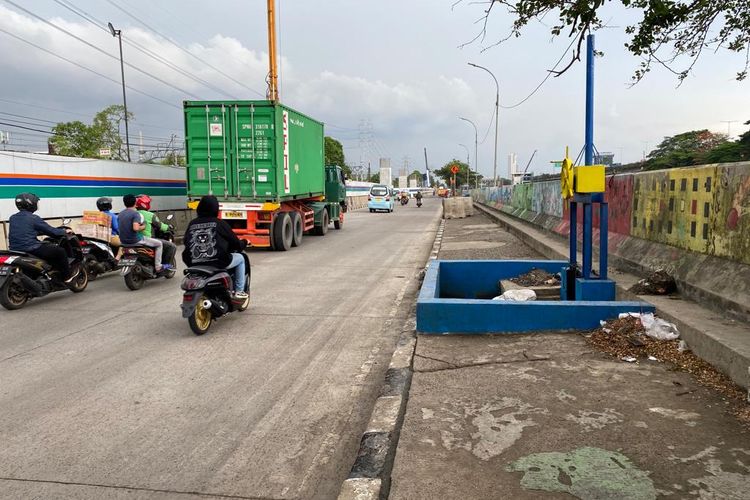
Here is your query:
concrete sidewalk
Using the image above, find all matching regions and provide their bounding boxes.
[473,202,750,391]
[389,213,750,499]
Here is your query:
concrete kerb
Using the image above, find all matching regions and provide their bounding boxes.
[338,208,443,500]
[474,202,750,391]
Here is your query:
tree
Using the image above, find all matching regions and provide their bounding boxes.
[434,160,483,186]
[646,130,728,170]
[91,105,133,161]
[368,172,380,183]
[160,152,186,166]
[701,119,750,163]
[324,136,350,177]
[48,104,133,160]
[48,121,99,158]
[457,0,750,82]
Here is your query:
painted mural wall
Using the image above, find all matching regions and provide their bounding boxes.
[0,151,188,220]
[474,162,750,266]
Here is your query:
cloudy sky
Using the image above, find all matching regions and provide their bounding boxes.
[0,0,748,179]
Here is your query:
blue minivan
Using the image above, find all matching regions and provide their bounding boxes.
[368,184,394,213]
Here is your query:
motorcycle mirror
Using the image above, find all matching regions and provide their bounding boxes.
[166,214,174,221]
[62,218,72,225]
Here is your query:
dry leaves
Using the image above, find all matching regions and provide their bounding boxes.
[586,316,750,424]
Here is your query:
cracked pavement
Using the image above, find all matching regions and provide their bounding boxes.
[389,212,750,500]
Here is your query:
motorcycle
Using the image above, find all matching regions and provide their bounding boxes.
[400,196,409,206]
[180,252,251,335]
[118,215,177,290]
[416,197,423,207]
[0,220,88,310]
[79,236,118,280]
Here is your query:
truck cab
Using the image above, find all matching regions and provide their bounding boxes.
[325,165,348,213]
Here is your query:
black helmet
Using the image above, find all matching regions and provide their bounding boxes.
[96,196,113,211]
[15,192,39,212]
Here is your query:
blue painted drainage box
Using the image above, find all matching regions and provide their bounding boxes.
[417,260,655,334]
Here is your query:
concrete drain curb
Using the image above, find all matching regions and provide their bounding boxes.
[338,318,416,500]
[427,219,445,266]
[338,216,443,500]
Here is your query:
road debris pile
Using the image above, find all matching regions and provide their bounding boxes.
[588,314,750,424]
[629,269,677,295]
[508,268,559,287]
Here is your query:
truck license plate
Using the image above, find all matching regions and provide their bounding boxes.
[223,211,245,219]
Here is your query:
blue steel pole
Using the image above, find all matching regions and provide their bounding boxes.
[584,34,594,166]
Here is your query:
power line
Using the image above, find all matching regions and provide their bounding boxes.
[2,0,200,99]
[500,36,578,110]
[51,0,240,99]
[105,0,265,98]
[0,97,181,133]
[0,27,180,109]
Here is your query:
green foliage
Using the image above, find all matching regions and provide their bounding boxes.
[160,152,186,166]
[48,121,100,158]
[466,0,750,82]
[324,136,349,177]
[49,104,133,160]
[645,130,728,170]
[368,172,380,183]
[434,159,482,186]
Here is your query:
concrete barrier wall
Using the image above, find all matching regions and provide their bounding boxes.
[475,162,750,266]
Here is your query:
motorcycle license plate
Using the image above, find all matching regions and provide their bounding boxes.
[0,266,10,276]
[119,257,137,267]
[82,247,91,254]
[222,210,244,219]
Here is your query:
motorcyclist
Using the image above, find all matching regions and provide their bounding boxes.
[96,196,120,247]
[415,190,423,204]
[135,194,176,270]
[8,192,78,283]
[182,195,248,300]
[117,194,168,273]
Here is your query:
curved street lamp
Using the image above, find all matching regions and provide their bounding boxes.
[468,62,499,186]
[459,116,479,188]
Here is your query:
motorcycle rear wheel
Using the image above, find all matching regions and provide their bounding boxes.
[189,296,212,335]
[69,267,88,293]
[0,276,29,310]
[124,270,145,290]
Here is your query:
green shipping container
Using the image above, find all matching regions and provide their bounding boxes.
[184,100,325,202]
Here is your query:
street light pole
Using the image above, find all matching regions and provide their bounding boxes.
[468,63,499,186]
[459,117,478,188]
[459,143,470,187]
[108,22,131,162]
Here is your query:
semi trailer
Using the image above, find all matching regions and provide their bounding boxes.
[184,100,347,250]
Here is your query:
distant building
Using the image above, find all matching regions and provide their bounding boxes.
[594,152,615,167]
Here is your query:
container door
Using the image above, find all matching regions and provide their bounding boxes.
[230,104,276,200]
[185,104,233,198]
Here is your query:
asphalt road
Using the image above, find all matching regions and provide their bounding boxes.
[0,198,441,500]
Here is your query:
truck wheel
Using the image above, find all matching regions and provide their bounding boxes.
[315,210,329,236]
[334,212,343,230]
[272,212,293,251]
[290,211,303,247]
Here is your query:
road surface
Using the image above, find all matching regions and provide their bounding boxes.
[0,199,440,499]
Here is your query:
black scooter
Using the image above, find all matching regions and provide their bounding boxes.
[80,236,118,279]
[416,197,423,207]
[118,215,176,290]
[0,222,88,310]
[180,251,251,335]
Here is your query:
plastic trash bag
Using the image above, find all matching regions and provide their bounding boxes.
[639,313,680,341]
[493,289,537,301]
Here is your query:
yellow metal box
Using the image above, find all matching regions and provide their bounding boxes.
[574,165,605,193]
